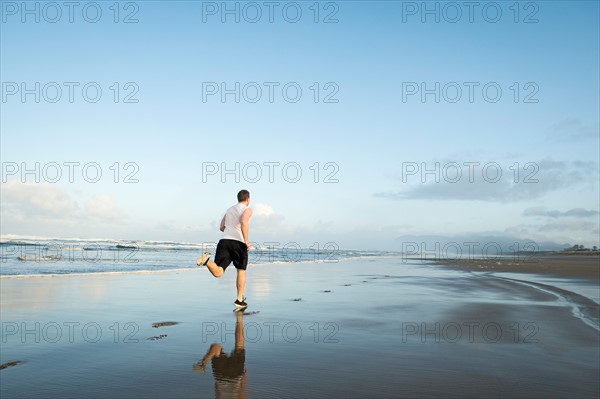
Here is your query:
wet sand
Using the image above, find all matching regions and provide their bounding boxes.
[1,257,598,398]
[432,254,600,282]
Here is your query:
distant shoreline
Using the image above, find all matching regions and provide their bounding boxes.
[553,249,600,256]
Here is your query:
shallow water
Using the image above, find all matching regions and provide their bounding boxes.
[1,258,598,398]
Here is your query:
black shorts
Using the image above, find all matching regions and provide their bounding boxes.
[212,349,245,379]
[214,239,248,271]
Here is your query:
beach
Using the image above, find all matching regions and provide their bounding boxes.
[432,254,600,282]
[1,256,599,398]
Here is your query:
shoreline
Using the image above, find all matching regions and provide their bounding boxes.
[0,255,398,280]
[3,253,598,281]
[0,267,202,280]
[430,254,600,282]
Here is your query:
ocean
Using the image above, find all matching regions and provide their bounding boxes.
[0,236,398,277]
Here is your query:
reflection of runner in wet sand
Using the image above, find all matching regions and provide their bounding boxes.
[194,311,247,399]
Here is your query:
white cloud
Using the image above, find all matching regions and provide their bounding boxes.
[535,219,597,233]
[0,180,128,238]
[547,118,599,142]
[85,195,125,221]
[376,159,598,203]
[0,180,78,215]
[523,207,599,218]
[251,203,285,232]
[253,203,276,217]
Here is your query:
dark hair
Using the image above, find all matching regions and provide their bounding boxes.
[237,189,250,202]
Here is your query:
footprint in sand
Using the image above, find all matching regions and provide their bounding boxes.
[147,334,167,341]
[151,321,179,328]
[0,361,24,370]
[233,309,261,315]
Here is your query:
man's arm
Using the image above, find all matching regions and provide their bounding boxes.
[219,214,226,232]
[240,208,253,249]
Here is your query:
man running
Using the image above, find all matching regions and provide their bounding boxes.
[197,190,253,308]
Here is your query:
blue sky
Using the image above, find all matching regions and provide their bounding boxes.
[1,0,599,251]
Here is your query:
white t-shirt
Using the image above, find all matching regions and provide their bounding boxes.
[222,203,248,243]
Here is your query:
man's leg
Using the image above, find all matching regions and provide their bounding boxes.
[236,269,246,301]
[203,240,227,278]
[235,311,244,350]
[206,260,224,278]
